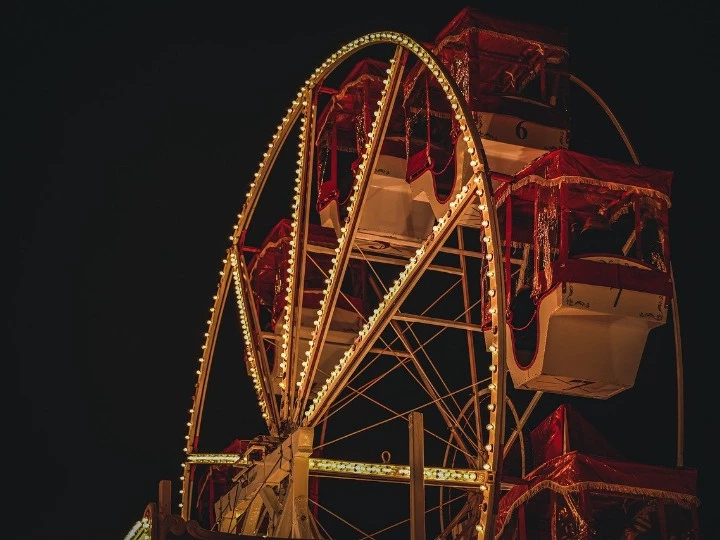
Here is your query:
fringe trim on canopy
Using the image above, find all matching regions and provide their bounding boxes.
[402,27,566,101]
[495,479,700,539]
[495,175,672,208]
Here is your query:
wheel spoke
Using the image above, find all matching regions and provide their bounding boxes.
[231,246,281,432]
[294,45,409,424]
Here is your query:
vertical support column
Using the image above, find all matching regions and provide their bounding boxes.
[292,427,315,538]
[276,427,320,538]
[158,480,172,540]
[158,480,172,520]
[409,411,426,540]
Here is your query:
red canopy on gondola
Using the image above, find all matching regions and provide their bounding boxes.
[528,404,625,469]
[506,148,672,202]
[495,451,699,538]
[403,7,570,129]
[490,148,674,302]
[316,58,402,154]
[315,58,407,212]
[495,405,699,538]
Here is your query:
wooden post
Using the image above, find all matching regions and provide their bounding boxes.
[158,480,172,520]
[158,480,172,540]
[409,411,426,540]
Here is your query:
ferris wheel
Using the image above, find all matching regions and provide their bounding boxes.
[171,8,696,540]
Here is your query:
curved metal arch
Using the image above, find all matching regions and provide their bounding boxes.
[438,391,527,536]
[570,74,684,468]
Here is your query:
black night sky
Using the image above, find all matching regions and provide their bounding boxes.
[7,1,717,538]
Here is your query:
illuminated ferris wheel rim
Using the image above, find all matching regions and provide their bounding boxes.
[178,30,509,537]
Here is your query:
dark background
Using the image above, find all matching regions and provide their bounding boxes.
[7,1,715,538]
